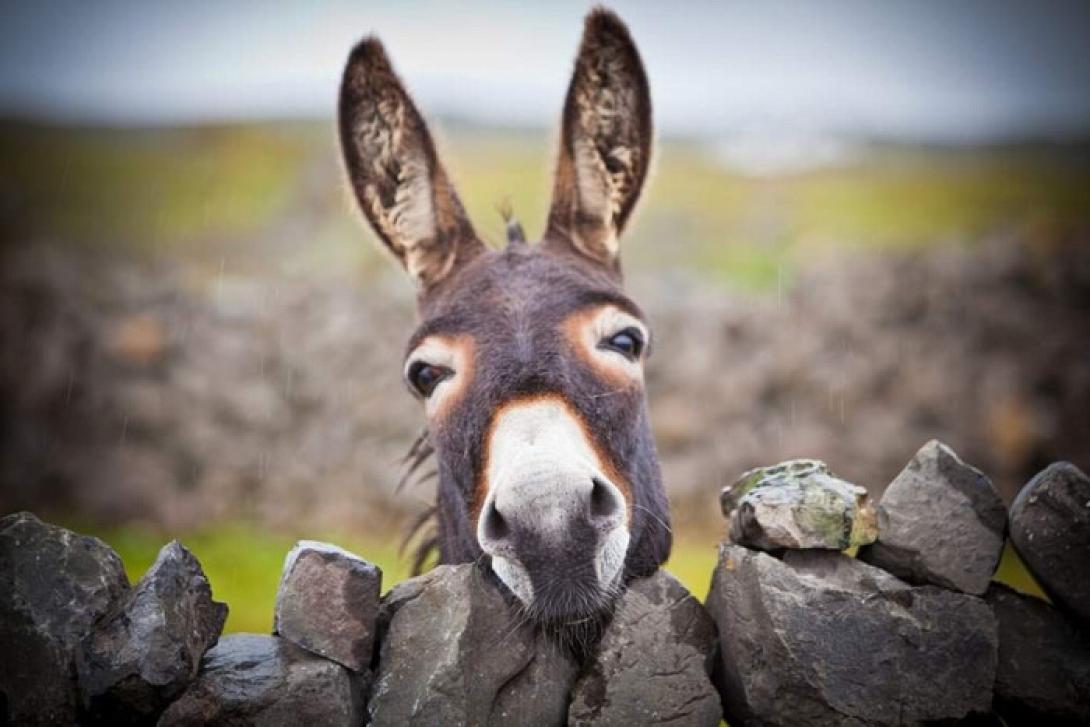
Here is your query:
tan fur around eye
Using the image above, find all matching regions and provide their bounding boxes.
[562,306,646,388]
[407,334,475,422]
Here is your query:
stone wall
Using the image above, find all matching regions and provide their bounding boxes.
[2,442,1088,726]
[4,237,1089,534]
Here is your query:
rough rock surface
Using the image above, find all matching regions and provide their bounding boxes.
[707,544,997,726]
[274,540,381,671]
[158,633,365,727]
[858,440,1006,594]
[368,564,578,727]
[721,459,878,550]
[569,570,721,726]
[1008,462,1090,625]
[985,583,1090,726]
[0,512,129,726]
[76,540,228,724]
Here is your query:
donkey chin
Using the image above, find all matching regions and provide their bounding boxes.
[476,399,630,625]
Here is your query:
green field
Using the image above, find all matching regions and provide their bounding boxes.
[3,121,1088,289]
[74,522,1045,634]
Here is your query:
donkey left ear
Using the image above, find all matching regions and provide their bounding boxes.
[339,37,483,290]
[545,8,652,272]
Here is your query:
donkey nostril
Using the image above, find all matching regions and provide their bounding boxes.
[482,501,510,542]
[590,477,622,522]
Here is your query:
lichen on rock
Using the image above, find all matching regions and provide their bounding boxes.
[721,459,878,551]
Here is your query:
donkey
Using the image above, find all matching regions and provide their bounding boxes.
[338,8,670,628]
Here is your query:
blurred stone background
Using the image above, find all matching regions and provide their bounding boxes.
[2,125,1088,536]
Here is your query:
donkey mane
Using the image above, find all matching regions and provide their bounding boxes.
[397,429,438,573]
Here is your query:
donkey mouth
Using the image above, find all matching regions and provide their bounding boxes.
[477,469,631,623]
[487,515,630,624]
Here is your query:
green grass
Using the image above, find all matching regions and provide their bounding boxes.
[0,122,312,266]
[994,542,1046,599]
[436,133,1090,289]
[77,523,1045,635]
[3,121,1087,289]
[83,522,412,634]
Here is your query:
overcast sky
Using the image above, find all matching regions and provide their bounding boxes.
[2,0,1089,141]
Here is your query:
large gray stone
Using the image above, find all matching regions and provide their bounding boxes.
[569,570,721,726]
[274,540,381,671]
[858,440,1006,594]
[157,633,365,727]
[985,583,1090,726]
[707,543,997,726]
[367,564,578,727]
[77,540,228,724]
[1008,462,1090,626]
[721,459,878,551]
[0,512,130,726]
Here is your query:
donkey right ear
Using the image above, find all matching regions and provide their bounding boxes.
[339,38,483,289]
[544,9,653,274]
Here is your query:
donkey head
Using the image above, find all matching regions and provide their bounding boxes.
[338,9,670,626]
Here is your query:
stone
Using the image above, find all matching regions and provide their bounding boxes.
[721,459,878,551]
[1008,462,1090,626]
[367,564,578,726]
[0,512,129,726]
[157,633,366,727]
[858,440,1006,594]
[77,540,228,724]
[568,570,721,726]
[274,540,381,671]
[707,543,997,726]
[985,583,1090,726]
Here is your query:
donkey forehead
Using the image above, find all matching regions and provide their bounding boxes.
[407,245,644,353]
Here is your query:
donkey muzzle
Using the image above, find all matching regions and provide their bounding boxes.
[476,397,630,618]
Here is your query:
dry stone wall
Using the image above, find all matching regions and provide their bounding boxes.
[2,441,1088,725]
[5,238,1090,534]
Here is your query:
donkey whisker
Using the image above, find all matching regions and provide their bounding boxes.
[591,388,629,400]
[634,503,674,535]
[496,609,533,650]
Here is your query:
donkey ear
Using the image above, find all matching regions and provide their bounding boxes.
[339,38,483,289]
[545,9,652,272]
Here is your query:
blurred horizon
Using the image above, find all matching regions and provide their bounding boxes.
[2,0,1090,145]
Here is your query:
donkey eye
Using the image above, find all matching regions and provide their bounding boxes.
[600,327,645,361]
[407,361,453,398]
